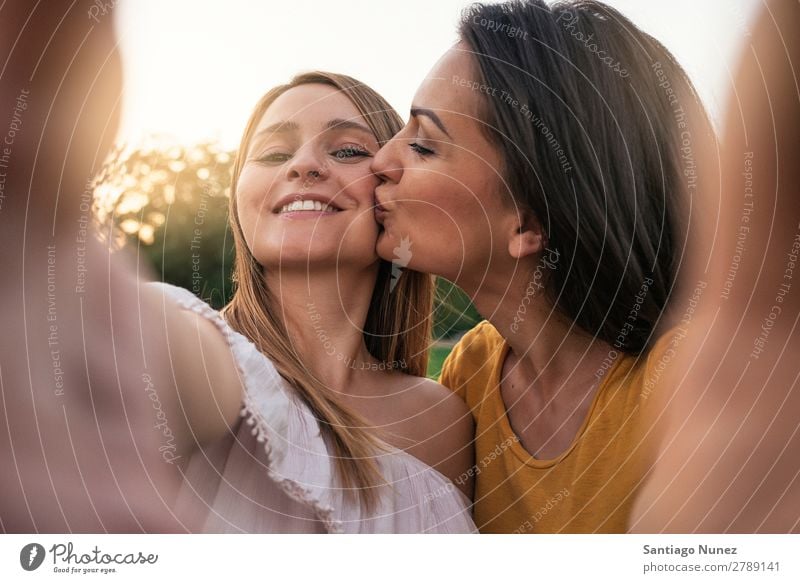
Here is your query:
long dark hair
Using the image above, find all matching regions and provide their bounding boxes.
[460,0,714,354]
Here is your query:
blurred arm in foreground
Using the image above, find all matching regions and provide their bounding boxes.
[0,1,237,533]
[631,0,800,533]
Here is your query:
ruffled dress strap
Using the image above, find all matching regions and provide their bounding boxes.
[145,281,345,533]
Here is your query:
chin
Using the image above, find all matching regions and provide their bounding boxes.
[261,249,337,268]
[375,231,396,262]
[261,247,379,272]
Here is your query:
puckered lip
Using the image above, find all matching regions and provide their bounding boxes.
[373,188,391,224]
[373,189,389,212]
[272,192,343,214]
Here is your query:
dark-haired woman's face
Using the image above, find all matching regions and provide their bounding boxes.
[371,47,520,286]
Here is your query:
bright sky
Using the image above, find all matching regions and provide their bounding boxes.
[115,0,764,149]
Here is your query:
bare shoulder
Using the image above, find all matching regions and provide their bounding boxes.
[394,375,475,498]
[409,377,472,427]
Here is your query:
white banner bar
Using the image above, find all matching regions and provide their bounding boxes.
[1,534,797,582]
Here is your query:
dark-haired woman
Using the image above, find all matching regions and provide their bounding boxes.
[371,0,714,533]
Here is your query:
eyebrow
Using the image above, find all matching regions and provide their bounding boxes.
[410,107,452,138]
[324,118,374,135]
[250,118,374,150]
[255,120,300,137]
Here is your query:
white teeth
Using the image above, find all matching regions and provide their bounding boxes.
[278,200,338,214]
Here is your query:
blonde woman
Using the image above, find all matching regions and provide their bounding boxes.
[144,72,475,533]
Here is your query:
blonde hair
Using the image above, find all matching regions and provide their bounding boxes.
[222,72,434,511]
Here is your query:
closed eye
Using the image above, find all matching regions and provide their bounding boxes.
[409,142,435,156]
[332,146,371,160]
[254,152,292,164]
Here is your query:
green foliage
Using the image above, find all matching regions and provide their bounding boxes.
[426,344,453,380]
[433,278,482,339]
[95,141,236,309]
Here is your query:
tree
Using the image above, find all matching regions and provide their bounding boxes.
[95,141,235,309]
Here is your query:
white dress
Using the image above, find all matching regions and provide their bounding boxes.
[151,283,476,533]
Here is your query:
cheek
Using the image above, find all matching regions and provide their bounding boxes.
[235,167,277,247]
[377,167,500,277]
[337,170,382,257]
[377,172,464,271]
[338,165,380,200]
[405,170,481,233]
[341,213,381,260]
[236,167,275,215]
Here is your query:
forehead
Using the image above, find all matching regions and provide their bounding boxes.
[413,47,484,121]
[256,83,367,132]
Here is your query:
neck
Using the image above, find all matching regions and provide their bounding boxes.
[462,260,612,395]
[264,264,383,393]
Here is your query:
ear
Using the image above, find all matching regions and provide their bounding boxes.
[508,210,545,259]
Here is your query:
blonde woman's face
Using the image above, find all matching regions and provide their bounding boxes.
[236,84,382,271]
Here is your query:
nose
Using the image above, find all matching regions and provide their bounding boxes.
[371,136,403,185]
[286,144,327,184]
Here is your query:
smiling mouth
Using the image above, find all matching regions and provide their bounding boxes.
[276,200,341,214]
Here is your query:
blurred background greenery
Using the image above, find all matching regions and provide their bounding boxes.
[95,141,481,378]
